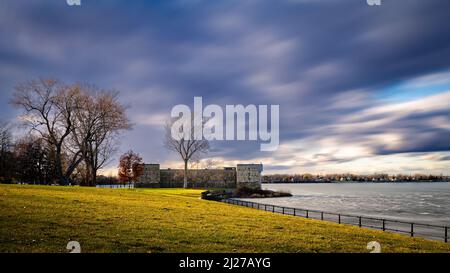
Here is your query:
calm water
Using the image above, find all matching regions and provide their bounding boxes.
[253,183,450,226]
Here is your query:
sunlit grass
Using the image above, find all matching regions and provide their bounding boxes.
[0,184,449,253]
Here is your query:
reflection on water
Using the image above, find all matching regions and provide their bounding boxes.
[254,183,450,226]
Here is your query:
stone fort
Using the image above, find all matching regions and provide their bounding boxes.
[136,163,263,189]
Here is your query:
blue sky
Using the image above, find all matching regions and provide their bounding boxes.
[1,0,450,175]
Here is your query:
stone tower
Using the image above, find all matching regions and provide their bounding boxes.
[236,164,263,189]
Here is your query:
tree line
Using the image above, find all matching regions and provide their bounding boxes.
[0,78,131,186]
[263,173,450,183]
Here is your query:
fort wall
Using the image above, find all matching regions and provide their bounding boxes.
[136,163,262,189]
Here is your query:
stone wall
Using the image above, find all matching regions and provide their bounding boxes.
[160,168,236,188]
[135,163,262,189]
[137,164,160,186]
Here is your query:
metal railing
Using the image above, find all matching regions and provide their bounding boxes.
[96,184,134,189]
[222,198,449,242]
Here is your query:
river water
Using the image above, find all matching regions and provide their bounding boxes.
[253,183,450,226]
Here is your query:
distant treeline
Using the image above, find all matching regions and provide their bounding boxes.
[263,173,450,183]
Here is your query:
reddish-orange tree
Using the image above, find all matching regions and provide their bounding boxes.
[117,150,144,183]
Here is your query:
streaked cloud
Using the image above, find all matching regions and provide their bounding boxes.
[1,0,450,174]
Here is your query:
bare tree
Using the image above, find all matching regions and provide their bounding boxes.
[11,79,83,185]
[71,86,131,186]
[11,78,131,186]
[164,118,210,188]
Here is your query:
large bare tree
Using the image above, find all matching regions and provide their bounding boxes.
[71,86,131,186]
[12,78,131,186]
[12,79,83,185]
[164,118,210,188]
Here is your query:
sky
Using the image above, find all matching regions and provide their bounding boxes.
[1,0,450,175]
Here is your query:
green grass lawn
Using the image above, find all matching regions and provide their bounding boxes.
[1,184,449,253]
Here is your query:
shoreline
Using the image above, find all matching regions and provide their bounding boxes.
[255,182,450,238]
[226,198,449,242]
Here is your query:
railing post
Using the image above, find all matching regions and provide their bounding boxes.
[282,207,285,214]
[293,208,296,216]
[321,212,324,221]
[445,227,448,243]
[359,217,362,228]
[272,206,275,213]
[264,204,267,211]
[338,214,341,224]
[382,219,385,231]
[411,223,414,237]
[306,210,309,219]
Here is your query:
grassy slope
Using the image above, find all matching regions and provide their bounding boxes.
[0,184,449,253]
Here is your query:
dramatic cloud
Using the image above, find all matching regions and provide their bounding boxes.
[1,0,450,174]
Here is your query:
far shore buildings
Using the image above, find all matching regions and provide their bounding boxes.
[136,163,263,189]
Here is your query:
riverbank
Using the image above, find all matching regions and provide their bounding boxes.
[1,184,449,253]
